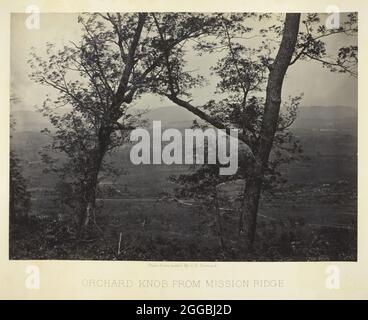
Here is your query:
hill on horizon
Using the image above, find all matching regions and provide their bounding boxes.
[10,105,357,132]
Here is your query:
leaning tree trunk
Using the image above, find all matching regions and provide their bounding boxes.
[243,13,301,244]
[77,127,111,237]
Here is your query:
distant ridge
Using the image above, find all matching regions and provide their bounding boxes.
[11,105,357,132]
[143,105,198,126]
[11,110,50,132]
[297,106,357,120]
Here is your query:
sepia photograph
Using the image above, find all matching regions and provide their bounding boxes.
[9,11,357,262]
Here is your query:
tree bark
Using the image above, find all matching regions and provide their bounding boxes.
[77,126,111,237]
[77,161,102,237]
[243,13,301,243]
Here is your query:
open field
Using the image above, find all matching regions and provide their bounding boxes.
[10,180,356,261]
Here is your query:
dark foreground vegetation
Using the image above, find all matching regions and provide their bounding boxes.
[10,181,356,261]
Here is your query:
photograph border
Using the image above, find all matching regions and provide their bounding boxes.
[0,0,367,300]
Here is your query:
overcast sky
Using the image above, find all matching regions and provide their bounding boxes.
[10,13,358,112]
